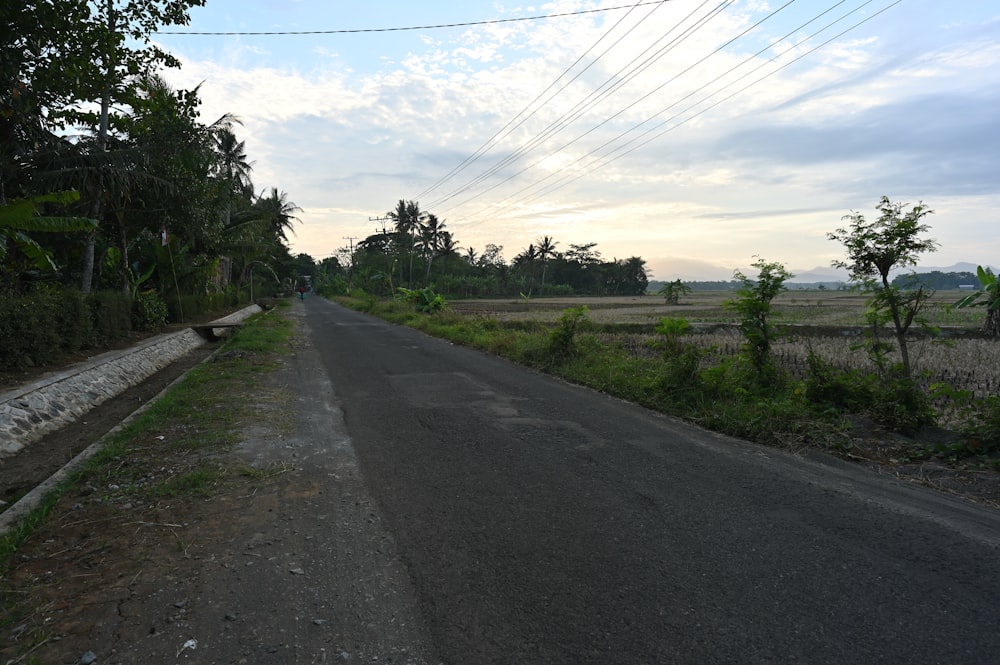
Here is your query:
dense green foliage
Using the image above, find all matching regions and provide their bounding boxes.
[396,286,446,313]
[344,202,649,298]
[0,286,243,371]
[893,271,978,290]
[0,287,129,369]
[2,0,312,326]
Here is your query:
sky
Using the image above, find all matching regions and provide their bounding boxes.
[153,0,1000,281]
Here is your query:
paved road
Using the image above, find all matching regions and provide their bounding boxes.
[304,297,1000,664]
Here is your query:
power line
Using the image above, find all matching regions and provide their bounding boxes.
[459,0,903,226]
[156,1,674,36]
[435,0,789,215]
[415,0,671,202]
[425,0,733,210]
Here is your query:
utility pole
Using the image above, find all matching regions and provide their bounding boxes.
[369,215,394,291]
[369,215,392,234]
[342,236,358,291]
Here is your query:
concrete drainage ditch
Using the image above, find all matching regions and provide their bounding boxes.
[0,305,262,471]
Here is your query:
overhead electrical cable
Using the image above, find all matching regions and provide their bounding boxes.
[495,0,870,215]
[459,0,903,226]
[421,0,701,207]
[460,0,860,221]
[415,1,666,201]
[156,1,674,35]
[425,0,736,210]
[435,0,799,216]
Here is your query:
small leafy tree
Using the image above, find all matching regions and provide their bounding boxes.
[954,265,1000,337]
[828,196,937,378]
[658,279,691,305]
[726,257,792,374]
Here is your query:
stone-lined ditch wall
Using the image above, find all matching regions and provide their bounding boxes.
[0,305,262,459]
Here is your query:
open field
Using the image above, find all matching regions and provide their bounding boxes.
[451,290,987,327]
[451,291,1000,412]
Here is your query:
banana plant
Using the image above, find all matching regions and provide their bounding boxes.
[954,265,1000,336]
[0,191,97,272]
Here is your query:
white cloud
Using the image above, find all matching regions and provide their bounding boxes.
[158,0,1000,280]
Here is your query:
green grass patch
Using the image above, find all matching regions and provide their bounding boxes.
[239,462,295,481]
[151,467,224,498]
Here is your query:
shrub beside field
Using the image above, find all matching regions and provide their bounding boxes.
[339,291,1000,465]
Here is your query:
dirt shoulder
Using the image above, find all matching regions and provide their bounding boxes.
[0,347,215,510]
[1,308,438,665]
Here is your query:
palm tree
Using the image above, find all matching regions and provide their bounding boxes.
[388,199,425,286]
[419,213,445,283]
[255,187,301,243]
[464,247,478,265]
[213,124,254,230]
[536,235,558,291]
[514,243,539,291]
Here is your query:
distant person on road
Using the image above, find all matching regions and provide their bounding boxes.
[298,285,306,300]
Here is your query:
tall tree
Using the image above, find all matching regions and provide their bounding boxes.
[68,0,206,292]
[389,199,425,287]
[828,196,937,378]
[419,213,445,283]
[255,187,300,244]
[536,235,558,291]
[213,124,253,223]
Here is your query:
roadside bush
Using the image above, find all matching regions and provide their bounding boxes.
[804,352,934,432]
[871,376,936,432]
[132,291,169,331]
[647,318,704,399]
[726,258,792,376]
[87,291,132,344]
[546,306,590,362]
[396,286,446,313]
[0,289,51,369]
[0,287,122,371]
[697,391,814,448]
[54,287,93,353]
[343,289,377,312]
[165,292,233,323]
[959,395,1000,455]
[804,352,875,412]
[315,275,349,298]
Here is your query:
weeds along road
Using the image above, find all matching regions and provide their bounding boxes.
[303,297,1000,664]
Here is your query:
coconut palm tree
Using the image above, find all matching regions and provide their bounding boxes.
[536,235,558,291]
[255,187,301,243]
[212,124,254,231]
[388,199,425,287]
[419,213,445,283]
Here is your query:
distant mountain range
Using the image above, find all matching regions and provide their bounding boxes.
[788,262,994,284]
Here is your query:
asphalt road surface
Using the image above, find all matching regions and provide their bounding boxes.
[304,297,1000,664]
